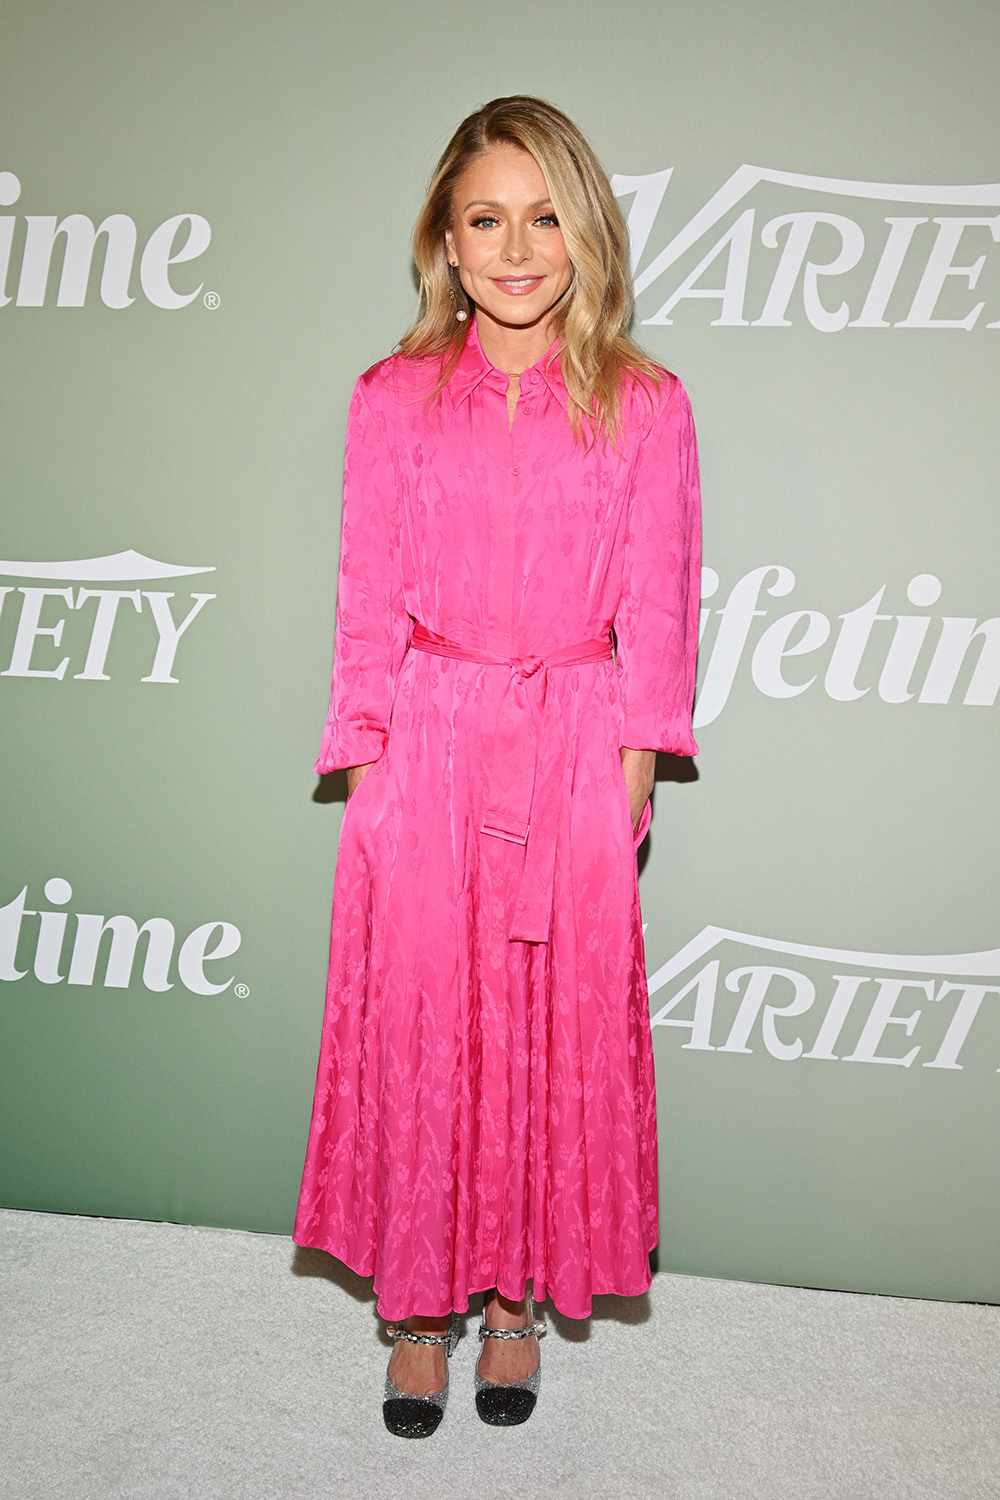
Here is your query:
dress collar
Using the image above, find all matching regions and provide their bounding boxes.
[448,318,568,409]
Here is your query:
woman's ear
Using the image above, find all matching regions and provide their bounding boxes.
[444,228,457,267]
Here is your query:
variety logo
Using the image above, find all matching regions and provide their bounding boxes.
[0,878,243,996]
[0,550,215,683]
[695,566,999,726]
[614,166,1000,330]
[0,171,212,310]
[648,926,1000,1071]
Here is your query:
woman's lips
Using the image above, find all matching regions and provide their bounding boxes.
[491,276,544,296]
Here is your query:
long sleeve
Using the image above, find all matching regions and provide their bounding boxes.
[614,377,702,756]
[314,372,411,774]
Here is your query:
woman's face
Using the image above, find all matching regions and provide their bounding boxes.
[445,145,573,341]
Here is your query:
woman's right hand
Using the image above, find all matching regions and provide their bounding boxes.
[346,762,377,797]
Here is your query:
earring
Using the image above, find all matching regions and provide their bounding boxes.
[448,264,469,322]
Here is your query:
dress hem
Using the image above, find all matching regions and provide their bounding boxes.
[292,1232,659,1321]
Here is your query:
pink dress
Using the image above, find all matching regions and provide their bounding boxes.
[294,322,701,1320]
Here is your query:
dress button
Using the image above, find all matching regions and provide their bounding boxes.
[522,403,533,414]
[511,466,520,476]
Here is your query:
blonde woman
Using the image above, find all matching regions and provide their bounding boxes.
[295,96,701,1437]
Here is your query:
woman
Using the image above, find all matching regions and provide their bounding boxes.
[295,96,701,1437]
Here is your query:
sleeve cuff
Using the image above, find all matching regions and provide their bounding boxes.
[313,723,387,774]
[620,718,699,757]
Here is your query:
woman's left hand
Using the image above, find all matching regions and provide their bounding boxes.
[619,747,656,836]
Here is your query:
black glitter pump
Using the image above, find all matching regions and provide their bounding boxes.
[383,1315,460,1438]
[474,1290,547,1426]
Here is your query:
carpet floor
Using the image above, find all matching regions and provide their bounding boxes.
[1,1209,997,1500]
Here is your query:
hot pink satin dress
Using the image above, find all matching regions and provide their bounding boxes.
[294,322,701,1320]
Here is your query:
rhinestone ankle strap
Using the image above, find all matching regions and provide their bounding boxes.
[387,1326,453,1347]
[477,1318,547,1341]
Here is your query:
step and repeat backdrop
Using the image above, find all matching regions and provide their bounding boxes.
[2,0,998,1303]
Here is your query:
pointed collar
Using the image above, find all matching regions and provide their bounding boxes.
[447,318,568,409]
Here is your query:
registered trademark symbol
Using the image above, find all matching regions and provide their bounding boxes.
[203,290,220,310]
[234,982,249,998]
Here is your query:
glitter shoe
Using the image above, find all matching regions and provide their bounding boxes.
[474,1290,547,1426]
[383,1315,459,1438]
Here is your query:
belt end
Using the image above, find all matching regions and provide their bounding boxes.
[480,819,529,845]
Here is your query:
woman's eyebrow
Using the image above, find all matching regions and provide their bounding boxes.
[461,198,554,212]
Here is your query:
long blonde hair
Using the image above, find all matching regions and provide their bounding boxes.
[399,95,661,442]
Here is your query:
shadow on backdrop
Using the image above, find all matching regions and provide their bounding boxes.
[312,770,348,805]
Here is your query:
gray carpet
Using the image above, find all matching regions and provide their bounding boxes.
[1,1210,997,1500]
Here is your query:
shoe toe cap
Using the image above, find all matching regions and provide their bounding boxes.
[383,1396,445,1438]
[475,1386,537,1426]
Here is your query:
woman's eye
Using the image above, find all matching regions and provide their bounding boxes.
[535,214,560,227]
[470,215,500,229]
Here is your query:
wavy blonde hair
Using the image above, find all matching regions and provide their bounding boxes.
[399,95,661,442]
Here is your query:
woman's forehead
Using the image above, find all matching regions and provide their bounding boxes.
[453,145,550,207]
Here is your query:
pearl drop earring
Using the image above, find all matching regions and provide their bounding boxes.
[448,263,469,322]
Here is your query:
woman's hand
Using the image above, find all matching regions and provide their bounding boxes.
[619,747,656,836]
[346,762,377,797]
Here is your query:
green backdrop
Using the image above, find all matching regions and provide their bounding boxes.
[2,0,998,1303]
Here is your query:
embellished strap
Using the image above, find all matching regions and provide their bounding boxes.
[477,1318,547,1342]
[387,1326,453,1347]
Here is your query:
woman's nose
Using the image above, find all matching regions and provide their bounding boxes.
[501,221,531,264]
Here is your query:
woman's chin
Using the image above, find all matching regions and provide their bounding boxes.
[473,299,556,334]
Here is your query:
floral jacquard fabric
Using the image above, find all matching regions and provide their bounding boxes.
[294,320,701,1320]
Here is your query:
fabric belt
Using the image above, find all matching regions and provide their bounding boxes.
[408,620,614,943]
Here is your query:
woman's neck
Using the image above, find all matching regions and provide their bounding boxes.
[475,315,556,376]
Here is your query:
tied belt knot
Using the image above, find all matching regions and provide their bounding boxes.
[409,621,613,944]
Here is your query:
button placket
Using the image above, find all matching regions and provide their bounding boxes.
[510,390,523,478]
[484,380,515,655]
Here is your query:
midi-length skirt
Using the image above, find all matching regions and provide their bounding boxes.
[293,643,658,1321]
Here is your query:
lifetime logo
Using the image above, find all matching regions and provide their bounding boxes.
[0,550,215,683]
[0,171,211,310]
[695,567,1000,727]
[0,878,242,996]
[648,926,1000,1072]
[614,165,1000,330]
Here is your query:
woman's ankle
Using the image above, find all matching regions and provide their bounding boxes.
[399,1313,452,1334]
[483,1289,531,1328]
